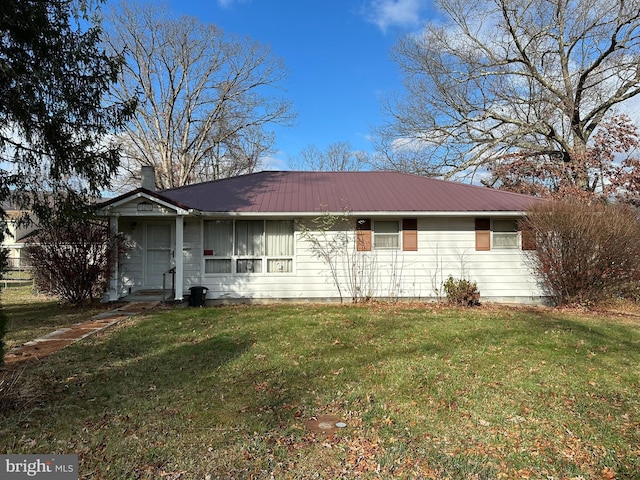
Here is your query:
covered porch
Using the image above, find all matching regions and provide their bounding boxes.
[100,189,196,303]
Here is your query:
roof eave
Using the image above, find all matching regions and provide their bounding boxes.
[197,210,530,217]
[97,189,191,216]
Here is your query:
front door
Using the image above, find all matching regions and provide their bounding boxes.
[144,223,173,288]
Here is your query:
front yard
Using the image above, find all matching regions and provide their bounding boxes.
[1,294,639,479]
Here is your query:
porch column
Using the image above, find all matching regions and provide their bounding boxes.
[107,215,120,301]
[174,215,184,300]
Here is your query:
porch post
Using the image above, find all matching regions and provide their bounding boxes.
[174,215,184,300]
[107,215,120,301]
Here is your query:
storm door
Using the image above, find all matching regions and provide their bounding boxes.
[144,222,173,288]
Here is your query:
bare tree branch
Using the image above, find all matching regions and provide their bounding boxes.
[106,2,296,190]
[376,0,640,188]
[292,141,370,172]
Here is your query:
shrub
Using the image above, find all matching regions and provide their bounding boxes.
[0,306,5,367]
[443,276,480,306]
[611,281,640,302]
[0,248,8,275]
[522,199,640,306]
[0,247,6,367]
[26,217,127,305]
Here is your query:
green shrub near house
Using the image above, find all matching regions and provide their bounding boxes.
[443,275,481,306]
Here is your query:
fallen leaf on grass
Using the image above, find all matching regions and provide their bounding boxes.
[601,467,615,479]
[507,416,526,423]
[254,381,269,392]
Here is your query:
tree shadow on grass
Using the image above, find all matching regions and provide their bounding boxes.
[6,306,640,425]
[508,308,640,354]
[67,334,252,406]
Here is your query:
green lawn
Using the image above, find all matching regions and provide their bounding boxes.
[1,284,122,349]
[1,299,639,479]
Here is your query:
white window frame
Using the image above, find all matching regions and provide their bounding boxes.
[203,219,295,275]
[373,220,400,250]
[492,219,520,249]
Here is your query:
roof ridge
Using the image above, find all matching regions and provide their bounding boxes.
[160,171,270,193]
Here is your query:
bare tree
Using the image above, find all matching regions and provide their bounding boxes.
[106,3,295,190]
[377,0,640,188]
[291,141,369,171]
[298,213,377,303]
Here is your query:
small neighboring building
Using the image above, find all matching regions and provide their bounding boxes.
[98,170,546,304]
[0,201,37,270]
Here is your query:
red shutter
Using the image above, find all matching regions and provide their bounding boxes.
[402,218,418,251]
[520,222,537,251]
[475,218,491,251]
[356,219,371,251]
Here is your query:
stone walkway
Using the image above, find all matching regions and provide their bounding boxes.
[3,302,160,367]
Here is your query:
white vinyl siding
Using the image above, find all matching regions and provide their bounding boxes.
[116,214,546,304]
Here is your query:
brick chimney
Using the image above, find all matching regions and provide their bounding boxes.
[141,166,156,191]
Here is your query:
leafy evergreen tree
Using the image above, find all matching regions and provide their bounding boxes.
[0,0,134,221]
[0,0,134,361]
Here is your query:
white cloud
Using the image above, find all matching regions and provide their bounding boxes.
[365,0,427,32]
[258,152,290,171]
[216,0,250,8]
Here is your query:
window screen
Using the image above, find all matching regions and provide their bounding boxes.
[374,221,399,249]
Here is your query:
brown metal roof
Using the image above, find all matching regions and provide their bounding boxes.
[157,171,539,214]
[99,187,191,210]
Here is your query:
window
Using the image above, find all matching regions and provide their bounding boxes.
[204,220,233,273]
[205,259,232,274]
[203,219,294,274]
[235,220,264,256]
[357,218,416,251]
[374,221,399,249]
[493,219,519,249]
[266,220,294,272]
[237,259,262,273]
[475,217,522,250]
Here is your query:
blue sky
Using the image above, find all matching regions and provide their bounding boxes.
[164,0,436,170]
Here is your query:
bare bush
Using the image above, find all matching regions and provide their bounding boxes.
[0,306,5,367]
[26,218,127,305]
[298,213,378,303]
[522,200,640,305]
